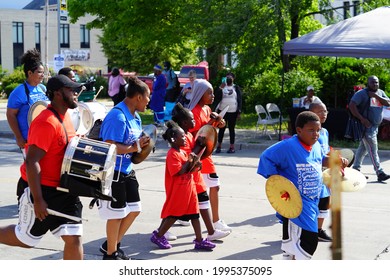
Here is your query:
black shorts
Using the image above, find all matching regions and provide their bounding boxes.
[110,170,140,209]
[318,196,330,211]
[197,191,209,202]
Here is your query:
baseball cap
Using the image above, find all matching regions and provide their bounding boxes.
[47,74,82,91]
[307,85,314,91]
[154,64,162,71]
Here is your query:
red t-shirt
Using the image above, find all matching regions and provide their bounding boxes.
[189,104,216,174]
[161,148,199,218]
[21,106,76,187]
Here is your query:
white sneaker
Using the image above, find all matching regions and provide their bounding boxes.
[164,231,177,241]
[207,229,231,241]
[177,220,191,226]
[213,220,232,232]
[282,251,294,260]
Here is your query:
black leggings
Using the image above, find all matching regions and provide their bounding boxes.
[217,111,238,144]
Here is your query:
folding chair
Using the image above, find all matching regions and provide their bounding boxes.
[255,105,279,139]
[266,103,289,131]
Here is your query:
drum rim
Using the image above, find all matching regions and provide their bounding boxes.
[61,137,117,196]
[28,100,50,126]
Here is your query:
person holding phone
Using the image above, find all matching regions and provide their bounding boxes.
[176,70,197,108]
[214,72,243,154]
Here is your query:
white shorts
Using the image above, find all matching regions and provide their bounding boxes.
[97,198,142,220]
[281,219,318,260]
[15,187,83,247]
[97,171,142,220]
[202,173,220,188]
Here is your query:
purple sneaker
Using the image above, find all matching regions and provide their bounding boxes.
[150,230,172,249]
[193,238,216,250]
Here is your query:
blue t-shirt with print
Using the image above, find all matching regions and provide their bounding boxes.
[99,101,142,175]
[7,82,48,141]
[257,135,326,232]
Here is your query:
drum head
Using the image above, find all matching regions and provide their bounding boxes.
[131,124,157,164]
[194,125,217,159]
[77,103,94,135]
[84,102,108,122]
[67,108,81,132]
[323,167,367,192]
[28,101,49,126]
[265,175,302,218]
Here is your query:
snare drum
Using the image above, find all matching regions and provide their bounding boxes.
[28,100,50,126]
[61,136,117,197]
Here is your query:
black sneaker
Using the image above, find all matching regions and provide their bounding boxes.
[318,229,332,242]
[378,172,390,182]
[100,241,130,260]
[102,251,122,260]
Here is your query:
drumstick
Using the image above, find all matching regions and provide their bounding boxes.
[76,85,86,97]
[47,208,88,222]
[93,85,104,101]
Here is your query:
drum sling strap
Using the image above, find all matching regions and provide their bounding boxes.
[23,82,31,105]
[47,107,68,145]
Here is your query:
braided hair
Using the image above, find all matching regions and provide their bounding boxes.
[21,48,43,78]
[162,120,182,145]
[171,102,192,126]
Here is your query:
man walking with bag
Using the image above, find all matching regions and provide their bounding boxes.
[349,75,390,182]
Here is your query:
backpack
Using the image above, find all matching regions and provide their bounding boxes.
[87,107,125,140]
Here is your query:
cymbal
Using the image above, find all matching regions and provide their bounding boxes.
[194,124,217,159]
[131,124,157,164]
[265,175,302,218]
[323,167,367,192]
[336,148,355,167]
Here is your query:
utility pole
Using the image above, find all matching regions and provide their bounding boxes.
[44,0,49,83]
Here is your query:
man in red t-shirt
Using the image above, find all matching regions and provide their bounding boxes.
[0,75,84,260]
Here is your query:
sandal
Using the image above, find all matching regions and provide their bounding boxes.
[215,147,221,154]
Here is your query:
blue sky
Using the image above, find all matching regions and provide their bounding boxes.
[0,0,32,9]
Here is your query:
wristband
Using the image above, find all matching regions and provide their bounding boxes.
[135,139,142,153]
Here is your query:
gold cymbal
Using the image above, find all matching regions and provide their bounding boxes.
[323,167,367,192]
[265,175,302,218]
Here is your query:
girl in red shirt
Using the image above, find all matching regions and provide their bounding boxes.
[150,121,216,250]
[188,79,232,232]
[172,103,231,241]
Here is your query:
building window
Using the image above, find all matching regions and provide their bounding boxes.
[60,24,70,48]
[13,22,24,68]
[35,23,41,52]
[353,1,360,16]
[343,1,350,19]
[80,25,90,48]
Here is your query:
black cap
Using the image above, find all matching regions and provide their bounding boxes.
[47,74,82,91]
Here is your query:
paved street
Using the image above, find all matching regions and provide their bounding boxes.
[1,103,390,261]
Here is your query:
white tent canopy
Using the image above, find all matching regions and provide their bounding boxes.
[283,6,390,58]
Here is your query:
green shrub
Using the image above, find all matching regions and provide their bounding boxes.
[1,67,25,97]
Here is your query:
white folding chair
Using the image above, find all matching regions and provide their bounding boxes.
[255,105,279,139]
[266,103,289,131]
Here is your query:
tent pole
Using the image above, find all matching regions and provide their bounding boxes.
[334,57,338,108]
[279,68,285,141]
